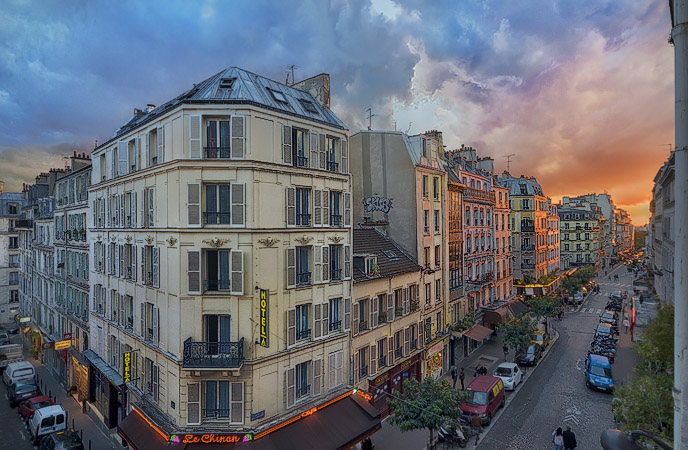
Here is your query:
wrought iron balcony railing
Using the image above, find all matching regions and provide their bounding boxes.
[204,279,231,292]
[330,214,342,226]
[203,212,231,225]
[296,213,311,226]
[204,146,231,159]
[329,320,342,332]
[182,337,245,369]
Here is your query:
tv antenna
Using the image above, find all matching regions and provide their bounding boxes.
[504,153,516,173]
[365,108,376,130]
[405,122,413,134]
[285,64,298,85]
[660,143,673,154]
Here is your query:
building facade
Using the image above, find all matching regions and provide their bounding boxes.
[558,208,602,267]
[0,192,25,324]
[649,152,675,303]
[493,184,513,303]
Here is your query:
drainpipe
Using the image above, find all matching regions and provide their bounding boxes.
[671,1,688,447]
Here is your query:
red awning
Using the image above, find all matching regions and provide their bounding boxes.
[118,408,171,450]
[465,325,493,341]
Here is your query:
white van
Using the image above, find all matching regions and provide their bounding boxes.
[3,360,35,385]
[29,405,67,444]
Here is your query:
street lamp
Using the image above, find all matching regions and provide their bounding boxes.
[600,429,673,450]
[653,267,674,276]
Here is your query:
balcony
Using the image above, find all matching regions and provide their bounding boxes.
[410,339,417,350]
[330,268,342,281]
[521,244,535,251]
[329,320,342,332]
[296,384,311,399]
[462,187,496,205]
[326,160,339,172]
[358,321,368,332]
[182,337,245,369]
[296,213,311,226]
[522,263,535,270]
[296,272,311,287]
[203,212,231,225]
[295,156,309,168]
[378,355,387,368]
[359,365,369,378]
[203,279,231,293]
[296,328,312,340]
[204,146,231,159]
[521,222,535,232]
[395,347,402,359]
[330,214,342,226]
[15,220,33,230]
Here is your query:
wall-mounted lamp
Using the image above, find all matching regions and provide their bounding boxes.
[653,267,674,276]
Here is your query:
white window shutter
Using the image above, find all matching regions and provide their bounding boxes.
[310,133,319,169]
[403,288,409,315]
[119,194,125,228]
[115,244,120,277]
[187,183,201,227]
[92,155,101,184]
[157,125,165,163]
[371,296,378,328]
[313,246,322,284]
[142,135,148,170]
[313,359,322,396]
[353,348,359,383]
[328,353,336,389]
[148,188,155,227]
[343,244,351,279]
[287,309,296,347]
[153,306,159,345]
[321,302,329,337]
[387,293,394,321]
[282,125,292,165]
[321,246,329,282]
[388,337,394,365]
[187,250,200,294]
[140,246,146,285]
[189,115,201,159]
[352,300,359,336]
[341,138,348,173]
[152,247,160,288]
[286,247,296,289]
[118,141,129,176]
[285,367,295,408]
[132,191,137,229]
[418,320,424,348]
[343,297,351,331]
[404,327,410,357]
[230,183,245,227]
[336,351,343,386]
[322,190,329,227]
[230,249,243,295]
[313,304,322,339]
[370,344,377,375]
[187,383,201,425]
[319,134,326,170]
[138,190,145,228]
[231,115,245,159]
[313,189,322,226]
[139,303,145,337]
[344,192,351,227]
[132,244,137,282]
[286,187,296,227]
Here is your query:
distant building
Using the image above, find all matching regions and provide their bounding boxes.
[557,207,602,268]
[0,191,26,324]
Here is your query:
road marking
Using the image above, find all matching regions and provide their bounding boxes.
[596,309,602,314]
[575,359,584,371]
[564,413,581,425]
[588,308,595,313]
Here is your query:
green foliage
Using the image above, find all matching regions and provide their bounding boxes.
[387,377,468,446]
[526,296,560,321]
[636,304,674,375]
[562,266,596,294]
[497,315,535,351]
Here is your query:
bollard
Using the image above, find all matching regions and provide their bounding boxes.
[65,410,68,424]
[72,418,75,430]
[89,440,91,450]
[80,429,83,440]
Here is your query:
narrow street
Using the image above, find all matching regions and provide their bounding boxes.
[478,267,638,450]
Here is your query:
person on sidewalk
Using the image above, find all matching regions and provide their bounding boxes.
[552,427,564,450]
[451,366,458,389]
[623,317,630,333]
[502,343,509,361]
[471,412,482,435]
[563,424,577,450]
[459,367,465,390]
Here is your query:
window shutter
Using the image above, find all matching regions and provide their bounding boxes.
[286,187,296,227]
[319,134,326,170]
[187,250,200,294]
[139,303,145,337]
[187,383,200,425]
[120,244,125,277]
[370,344,377,375]
[99,199,105,227]
[230,250,243,295]
[310,133,319,169]
[157,126,165,163]
[313,190,322,226]
[387,293,394,321]
[321,246,329,283]
[341,139,348,174]
[153,247,160,288]
[115,245,120,277]
[353,348,359,383]
[132,191,137,229]
[313,304,322,339]
[118,141,129,176]
[138,190,145,228]
[404,327,410,357]
[418,321,424,348]
[321,302,329,337]
[343,244,351,279]
[282,125,292,165]
[313,359,322,396]
[140,246,146,285]
[188,183,201,227]
[287,309,296,347]
[336,351,343,386]
[119,195,125,228]
[344,192,351,227]
[313,246,322,284]
[322,190,329,227]
[189,115,201,159]
[230,183,245,227]
[328,353,336,388]
[230,116,245,159]
[343,297,351,331]
[403,288,409,315]
[371,297,378,328]
[387,337,394,365]
[285,367,295,408]
[148,188,155,227]
[153,306,159,345]
[119,297,125,328]
[286,247,296,289]
[92,155,101,184]
[352,301,359,336]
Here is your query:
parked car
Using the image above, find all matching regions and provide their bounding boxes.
[8,381,41,407]
[460,376,505,425]
[38,429,84,450]
[609,291,624,301]
[0,344,24,373]
[585,354,614,393]
[3,360,36,385]
[595,323,615,338]
[493,362,522,391]
[517,344,543,366]
[573,292,584,304]
[29,405,67,444]
[531,330,550,348]
[600,310,618,324]
[19,395,54,419]
[0,330,10,345]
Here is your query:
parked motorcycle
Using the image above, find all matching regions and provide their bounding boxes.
[438,422,468,448]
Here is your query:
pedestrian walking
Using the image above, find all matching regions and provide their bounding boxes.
[623,317,630,333]
[471,412,482,435]
[502,343,509,361]
[459,367,465,390]
[552,427,564,450]
[563,424,577,450]
[451,366,458,389]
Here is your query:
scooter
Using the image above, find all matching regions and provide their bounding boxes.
[438,422,468,448]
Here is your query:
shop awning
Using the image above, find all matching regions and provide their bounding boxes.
[508,301,529,317]
[483,307,510,326]
[83,349,124,387]
[119,408,171,450]
[465,325,493,342]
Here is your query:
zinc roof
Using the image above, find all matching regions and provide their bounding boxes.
[353,228,421,283]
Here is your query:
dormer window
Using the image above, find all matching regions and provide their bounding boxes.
[268,87,288,104]
[219,78,235,89]
[299,99,318,114]
[365,256,378,275]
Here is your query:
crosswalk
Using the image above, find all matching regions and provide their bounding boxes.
[571,308,603,314]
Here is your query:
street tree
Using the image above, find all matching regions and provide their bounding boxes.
[497,315,534,352]
[387,377,468,448]
[526,295,560,327]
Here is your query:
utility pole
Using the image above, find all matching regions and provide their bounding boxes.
[365,108,376,130]
[504,154,515,173]
[670,1,688,447]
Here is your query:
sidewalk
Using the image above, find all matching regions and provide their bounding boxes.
[11,334,122,450]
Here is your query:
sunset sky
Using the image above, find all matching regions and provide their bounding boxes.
[0,0,673,224]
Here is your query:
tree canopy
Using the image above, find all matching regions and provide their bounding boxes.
[497,315,535,351]
[526,295,560,325]
[387,377,468,447]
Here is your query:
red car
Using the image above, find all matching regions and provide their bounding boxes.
[18,395,54,419]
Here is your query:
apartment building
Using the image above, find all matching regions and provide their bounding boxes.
[351,228,423,418]
[613,208,634,257]
[0,191,25,324]
[545,201,561,276]
[558,207,602,267]
[649,152,675,303]
[560,193,616,270]
[349,130,450,381]
[88,68,379,449]
[493,184,513,303]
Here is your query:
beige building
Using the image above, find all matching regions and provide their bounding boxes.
[558,207,602,268]
[0,191,24,325]
[351,228,423,418]
[349,130,450,379]
[493,184,513,303]
[89,68,379,448]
